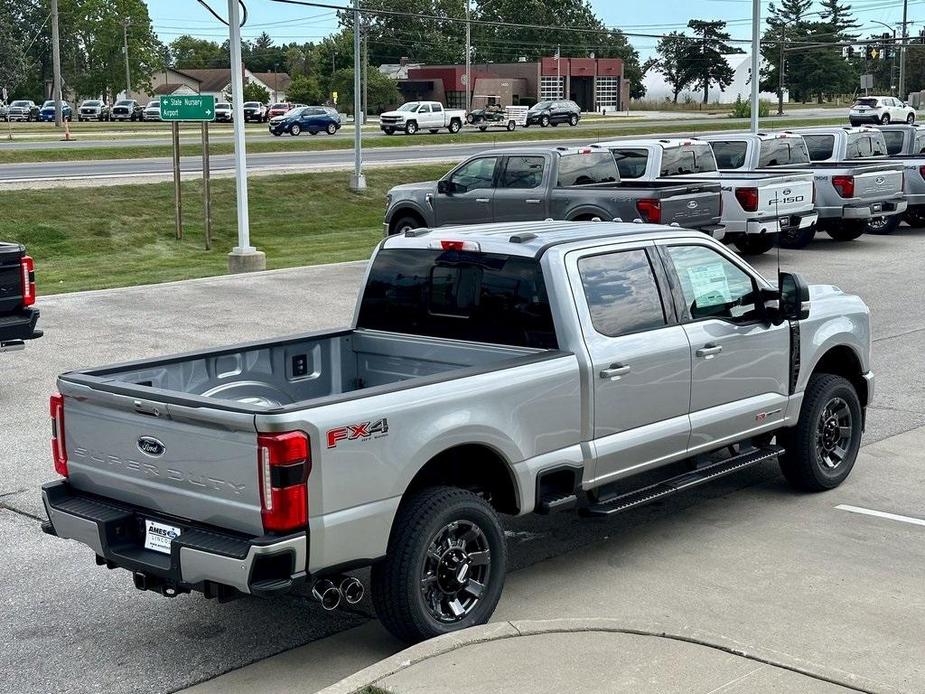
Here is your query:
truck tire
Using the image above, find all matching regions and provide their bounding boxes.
[778,374,862,491]
[865,215,900,235]
[907,113,916,124]
[390,213,424,235]
[371,486,507,644]
[779,224,816,249]
[384,128,394,135]
[734,234,777,255]
[479,125,488,131]
[904,206,925,227]
[880,113,891,124]
[825,221,865,241]
[448,119,462,133]
[405,120,418,135]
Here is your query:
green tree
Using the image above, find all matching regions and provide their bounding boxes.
[330,67,399,113]
[683,20,740,104]
[242,82,270,104]
[0,0,30,96]
[819,0,860,39]
[170,35,227,69]
[286,74,325,105]
[651,32,697,103]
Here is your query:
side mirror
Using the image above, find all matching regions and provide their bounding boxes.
[437,179,454,195]
[779,271,810,321]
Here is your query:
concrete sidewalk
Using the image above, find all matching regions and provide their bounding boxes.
[320,619,862,694]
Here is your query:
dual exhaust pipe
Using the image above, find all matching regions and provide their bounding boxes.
[311,575,364,611]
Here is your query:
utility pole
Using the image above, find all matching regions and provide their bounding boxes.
[749,0,760,132]
[465,0,471,112]
[556,45,561,98]
[122,19,132,99]
[777,25,785,116]
[362,27,368,118]
[350,0,366,191]
[899,0,909,99]
[50,0,62,127]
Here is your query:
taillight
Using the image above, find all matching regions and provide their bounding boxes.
[258,431,310,533]
[21,256,35,307]
[734,187,759,212]
[50,393,67,477]
[919,165,925,180]
[812,182,816,204]
[636,198,661,223]
[832,175,855,198]
[430,239,481,252]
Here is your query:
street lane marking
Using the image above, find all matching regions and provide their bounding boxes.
[836,504,925,528]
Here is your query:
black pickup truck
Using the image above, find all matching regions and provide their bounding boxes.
[0,243,41,352]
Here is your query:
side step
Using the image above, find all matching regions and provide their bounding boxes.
[583,446,783,517]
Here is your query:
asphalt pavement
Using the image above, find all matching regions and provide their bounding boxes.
[2,228,924,693]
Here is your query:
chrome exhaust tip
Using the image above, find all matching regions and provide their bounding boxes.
[311,579,341,611]
[339,576,365,605]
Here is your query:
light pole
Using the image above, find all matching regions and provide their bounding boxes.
[899,0,909,99]
[749,0,760,133]
[50,0,62,127]
[351,0,366,191]
[122,19,132,99]
[465,0,471,112]
[871,21,897,95]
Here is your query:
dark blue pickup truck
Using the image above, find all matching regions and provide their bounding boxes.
[0,243,41,352]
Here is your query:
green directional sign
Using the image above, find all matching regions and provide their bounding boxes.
[160,95,216,122]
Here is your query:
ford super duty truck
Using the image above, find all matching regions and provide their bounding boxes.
[42,221,873,644]
[0,242,41,353]
[599,138,817,256]
[701,130,906,247]
[384,146,724,237]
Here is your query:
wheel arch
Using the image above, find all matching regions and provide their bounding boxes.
[568,206,614,222]
[806,343,869,409]
[386,205,428,234]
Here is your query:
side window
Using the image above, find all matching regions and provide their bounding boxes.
[418,104,431,113]
[666,245,760,322]
[803,135,835,161]
[499,156,546,189]
[916,132,925,154]
[448,157,498,192]
[432,103,443,112]
[578,250,667,337]
[611,148,649,178]
[881,130,905,155]
[870,134,887,156]
[845,135,864,159]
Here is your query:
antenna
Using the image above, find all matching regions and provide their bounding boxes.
[774,190,782,283]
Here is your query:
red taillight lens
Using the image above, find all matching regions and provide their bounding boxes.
[812,182,816,204]
[50,393,67,477]
[258,431,310,533]
[21,255,36,307]
[919,166,925,181]
[441,240,465,250]
[832,175,855,198]
[636,198,661,224]
[734,187,759,212]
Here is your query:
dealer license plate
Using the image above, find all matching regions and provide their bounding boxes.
[871,203,883,213]
[144,519,181,554]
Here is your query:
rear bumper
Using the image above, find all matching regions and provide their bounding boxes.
[817,197,907,219]
[727,210,818,236]
[0,307,41,346]
[849,115,882,124]
[41,480,307,598]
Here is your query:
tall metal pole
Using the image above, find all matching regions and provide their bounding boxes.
[750,0,760,133]
[362,26,368,118]
[351,0,366,191]
[556,45,561,98]
[777,25,785,116]
[50,0,62,127]
[899,0,909,99]
[226,0,264,272]
[202,122,212,250]
[465,0,471,112]
[122,19,132,98]
[172,121,183,240]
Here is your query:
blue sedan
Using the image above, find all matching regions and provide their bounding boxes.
[38,100,72,122]
[268,106,341,136]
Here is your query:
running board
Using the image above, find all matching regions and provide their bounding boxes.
[582,446,784,517]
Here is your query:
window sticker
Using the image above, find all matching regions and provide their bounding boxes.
[687,263,731,307]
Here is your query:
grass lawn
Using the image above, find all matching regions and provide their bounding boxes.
[0,116,847,165]
[0,164,449,294]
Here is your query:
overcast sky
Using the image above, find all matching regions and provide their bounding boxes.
[144,0,918,60]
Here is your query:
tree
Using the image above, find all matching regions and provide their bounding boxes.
[170,36,227,69]
[286,74,325,105]
[242,82,270,104]
[652,32,697,103]
[767,0,812,27]
[819,0,860,39]
[684,20,740,103]
[330,67,399,113]
[0,0,30,96]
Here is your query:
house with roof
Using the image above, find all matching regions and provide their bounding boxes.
[122,67,292,105]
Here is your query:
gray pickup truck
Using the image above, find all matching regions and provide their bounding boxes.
[701,130,907,246]
[0,242,41,353]
[875,124,925,227]
[384,146,723,237]
[42,221,872,644]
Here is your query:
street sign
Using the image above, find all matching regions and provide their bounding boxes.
[860,74,874,90]
[160,95,215,122]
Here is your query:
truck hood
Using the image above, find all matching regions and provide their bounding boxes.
[380,110,405,118]
[389,181,437,195]
[808,284,845,300]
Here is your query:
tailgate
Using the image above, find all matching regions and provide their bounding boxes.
[854,168,904,200]
[0,245,24,316]
[58,383,264,536]
[757,176,815,216]
[659,188,722,227]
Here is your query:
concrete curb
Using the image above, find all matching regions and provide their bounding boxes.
[317,618,893,694]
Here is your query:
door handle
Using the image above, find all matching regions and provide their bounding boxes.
[475,198,490,203]
[525,199,542,204]
[696,344,723,359]
[599,363,631,380]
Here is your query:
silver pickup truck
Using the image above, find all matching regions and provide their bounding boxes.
[42,221,873,644]
[384,146,723,237]
[701,130,907,247]
[875,123,925,227]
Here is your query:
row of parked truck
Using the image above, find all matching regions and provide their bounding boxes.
[384,124,924,256]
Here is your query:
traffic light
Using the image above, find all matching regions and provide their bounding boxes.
[882,33,893,60]
[865,45,879,60]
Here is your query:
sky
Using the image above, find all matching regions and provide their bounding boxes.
[143,0,920,60]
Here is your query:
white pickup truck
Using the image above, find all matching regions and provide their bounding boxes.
[601,138,816,255]
[379,101,467,135]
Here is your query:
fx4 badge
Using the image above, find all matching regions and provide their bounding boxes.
[327,418,389,448]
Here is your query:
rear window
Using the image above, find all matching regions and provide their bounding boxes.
[758,137,810,166]
[710,141,748,169]
[659,144,717,176]
[882,130,905,155]
[845,133,887,158]
[611,148,649,178]
[802,134,835,161]
[854,98,879,108]
[357,248,557,349]
[556,152,619,186]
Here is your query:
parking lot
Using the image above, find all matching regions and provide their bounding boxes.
[2,228,924,693]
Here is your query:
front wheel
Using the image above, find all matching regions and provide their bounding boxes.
[825,221,865,241]
[506,120,515,131]
[326,122,337,135]
[778,374,862,491]
[289,124,301,136]
[371,486,507,644]
[734,233,777,255]
[405,120,418,135]
[540,114,550,127]
[384,128,394,135]
[568,114,578,126]
[865,215,900,235]
[478,125,488,131]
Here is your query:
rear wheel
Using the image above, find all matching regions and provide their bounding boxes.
[734,233,777,255]
[907,113,916,124]
[903,205,925,227]
[448,119,462,133]
[865,214,900,235]
[779,223,816,249]
[881,113,891,124]
[825,221,865,241]
[506,120,515,131]
[371,486,507,644]
[479,125,488,131]
[778,374,862,491]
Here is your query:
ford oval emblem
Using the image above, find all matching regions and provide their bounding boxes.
[687,200,698,209]
[875,176,885,185]
[137,436,166,457]
[782,188,792,196]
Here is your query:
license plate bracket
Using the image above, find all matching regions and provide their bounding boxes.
[779,216,791,229]
[143,518,181,555]
[871,203,883,214]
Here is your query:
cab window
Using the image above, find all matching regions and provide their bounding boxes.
[418,104,431,113]
[432,103,443,112]
[803,135,835,161]
[710,141,748,169]
[882,130,905,155]
[448,157,498,192]
[915,132,925,154]
[578,250,667,337]
[499,156,545,189]
[758,138,810,166]
[666,245,760,323]
[610,148,649,179]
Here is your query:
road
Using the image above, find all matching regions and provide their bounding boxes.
[1,228,924,693]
